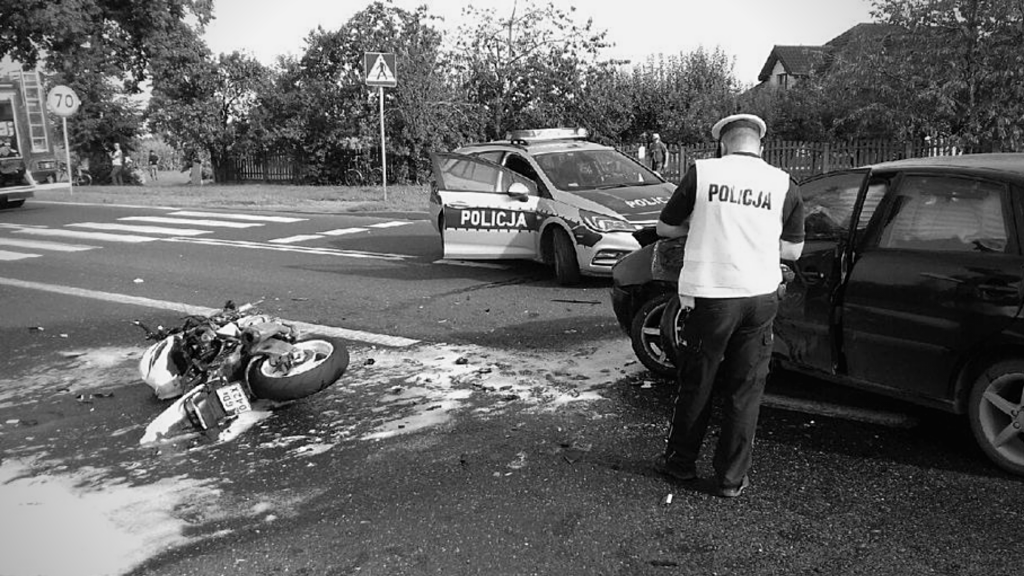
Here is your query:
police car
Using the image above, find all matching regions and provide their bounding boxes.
[429,128,675,284]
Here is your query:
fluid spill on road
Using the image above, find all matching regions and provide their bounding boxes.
[0,338,643,575]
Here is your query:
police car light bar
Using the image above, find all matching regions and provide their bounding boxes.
[505,128,589,142]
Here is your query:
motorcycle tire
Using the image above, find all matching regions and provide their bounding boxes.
[247,336,349,401]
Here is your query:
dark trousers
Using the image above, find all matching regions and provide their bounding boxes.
[666,293,778,487]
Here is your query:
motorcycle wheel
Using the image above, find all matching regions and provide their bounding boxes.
[247,336,349,401]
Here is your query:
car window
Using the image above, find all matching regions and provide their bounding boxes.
[505,153,541,187]
[534,149,660,191]
[472,151,505,164]
[434,153,537,196]
[878,175,1008,253]
[799,172,867,239]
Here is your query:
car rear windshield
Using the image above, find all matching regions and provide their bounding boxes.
[534,149,661,191]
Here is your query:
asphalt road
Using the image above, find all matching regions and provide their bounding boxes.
[1,200,1021,576]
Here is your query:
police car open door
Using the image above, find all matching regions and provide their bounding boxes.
[431,152,541,259]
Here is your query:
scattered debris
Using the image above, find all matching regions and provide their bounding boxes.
[364,358,376,365]
[59,351,87,358]
[29,326,44,332]
[133,278,144,283]
[454,357,469,365]
[508,451,528,470]
[551,299,601,305]
[662,493,674,506]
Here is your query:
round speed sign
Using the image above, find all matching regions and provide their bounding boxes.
[47,85,81,117]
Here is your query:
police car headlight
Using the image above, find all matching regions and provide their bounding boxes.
[580,210,633,233]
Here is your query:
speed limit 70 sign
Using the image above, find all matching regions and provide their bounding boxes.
[47,85,81,117]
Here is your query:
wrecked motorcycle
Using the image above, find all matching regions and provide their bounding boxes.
[134,301,349,443]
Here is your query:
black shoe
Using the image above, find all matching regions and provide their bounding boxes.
[655,454,698,482]
[714,475,750,498]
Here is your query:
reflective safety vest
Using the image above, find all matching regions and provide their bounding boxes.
[679,155,792,298]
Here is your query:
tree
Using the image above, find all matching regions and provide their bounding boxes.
[782,1,1024,148]
[626,48,740,145]
[258,1,461,183]
[146,21,271,181]
[0,0,213,91]
[452,1,619,140]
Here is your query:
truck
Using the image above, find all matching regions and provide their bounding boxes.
[0,66,60,208]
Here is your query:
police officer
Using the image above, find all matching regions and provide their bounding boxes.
[655,113,804,497]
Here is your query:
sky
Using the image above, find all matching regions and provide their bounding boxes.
[203,0,876,84]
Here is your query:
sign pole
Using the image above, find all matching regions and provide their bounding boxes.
[379,85,386,202]
[61,117,72,195]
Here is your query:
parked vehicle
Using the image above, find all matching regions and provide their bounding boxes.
[429,128,675,285]
[135,301,349,444]
[0,69,59,184]
[612,153,1024,475]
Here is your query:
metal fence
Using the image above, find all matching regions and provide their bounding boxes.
[624,138,964,183]
[221,138,966,185]
[223,153,301,183]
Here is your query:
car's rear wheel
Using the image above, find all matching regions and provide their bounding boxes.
[629,291,677,378]
[552,228,581,285]
[968,359,1024,475]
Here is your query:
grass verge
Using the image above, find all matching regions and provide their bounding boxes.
[33,174,431,215]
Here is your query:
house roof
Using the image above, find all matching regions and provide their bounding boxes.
[755,23,901,83]
[757,45,829,82]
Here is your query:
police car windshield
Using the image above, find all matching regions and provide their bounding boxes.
[534,149,661,191]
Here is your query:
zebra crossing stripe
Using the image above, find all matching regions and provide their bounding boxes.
[14,228,160,243]
[269,235,325,244]
[69,222,213,236]
[0,249,41,261]
[169,211,306,223]
[0,238,94,252]
[322,228,369,236]
[119,216,262,228]
[369,221,413,229]
[163,237,412,260]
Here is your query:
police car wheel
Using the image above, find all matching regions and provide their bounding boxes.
[552,229,580,285]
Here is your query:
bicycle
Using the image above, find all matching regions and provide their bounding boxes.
[57,162,92,186]
[343,154,384,186]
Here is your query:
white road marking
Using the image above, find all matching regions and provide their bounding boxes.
[269,234,325,244]
[169,211,306,223]
[0,276,420,347]
[0,250,41,261]
[432,259,511,269]
[322,228,369,236]
[119,216,262,228]
[14,228,160,243]
[369,221,413,228]
[68,222,212,236]
[162,237,414,260]
[0,222,48,229]
[0,238,94,252]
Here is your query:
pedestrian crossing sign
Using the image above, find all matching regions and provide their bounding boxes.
[364,52,397,88]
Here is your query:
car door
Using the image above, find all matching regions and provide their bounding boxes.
[775,170,870,374]
[430,152,541,259]
[840,171,1024,404]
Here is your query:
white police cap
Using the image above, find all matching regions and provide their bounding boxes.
[711,113,767,140]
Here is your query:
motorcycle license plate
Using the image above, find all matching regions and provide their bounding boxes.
[215,383,252,415]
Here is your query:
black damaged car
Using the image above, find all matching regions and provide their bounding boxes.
[612,153,1024,475]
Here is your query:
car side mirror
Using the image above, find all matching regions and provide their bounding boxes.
[507,182,531,202]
